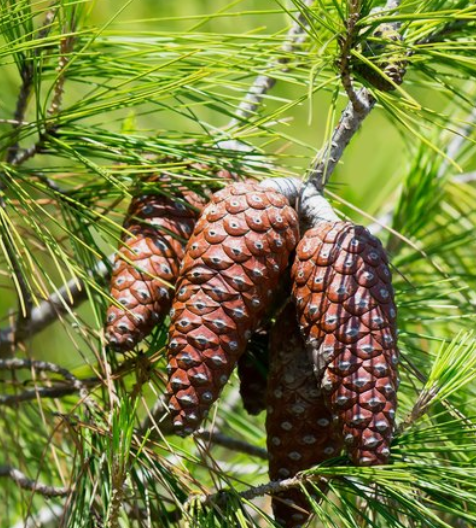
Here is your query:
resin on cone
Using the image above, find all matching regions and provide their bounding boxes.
[106,189,205,352]
[292,221,398,465]
[166,181,299,435]
[237,328,269,416]
[267,303,342,528]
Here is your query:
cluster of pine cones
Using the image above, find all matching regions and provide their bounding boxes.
[105,170,398,528]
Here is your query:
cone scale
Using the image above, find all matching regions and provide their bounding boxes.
[105,190,205,352]
[267,303,342,528]
[166,181,299,435]
[292,221,398,466]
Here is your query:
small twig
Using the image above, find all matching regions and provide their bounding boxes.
[47,35,75,117]
[339,0,365,112]
[0,384,92,406]
[0,358,96,409]
[6,68,34,164]
[0,466,68,497]
[303,87,375,193]
[0,257,111,358]
[9,143,41,166]
[190,472,326,509]
[5,7,56,163]
[0,354,145,406]
[229,0,315,127]
[0,358,85,385]
[10,19,75,167]
[299,0,402,224]
[0,119,30,126]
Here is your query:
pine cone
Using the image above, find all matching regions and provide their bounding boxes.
[292,221,398,466]
[238,276,292,416]
[166,181,299,435]
[267,303,341,528]
[105,189,205,352]
[354,23,406,91]
[237,328,269,416]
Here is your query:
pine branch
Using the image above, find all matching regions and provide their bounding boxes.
[6,7,56,162]
[0,384,92,406]
[0,258,111,358]
[339,0,365,112]
[228,0,315,127]
[0,466,68,497]
[189,472,327,509]
[47,35,75,118]
[305,87,375,190]
[0,358,97,411]
[0,358,88,388]
[299,0,402,223]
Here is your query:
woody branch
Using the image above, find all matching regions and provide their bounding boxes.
[299,0,402,225]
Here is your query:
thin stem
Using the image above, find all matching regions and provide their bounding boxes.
[228,0,315,127]
[300,0,403,225]
[340,0,364,112]
[5,7,56,163]
[0,466,68,497]
[0,358,87,385]
[47,35,75,117]
[0,358,96,411]
[303,87,375,193]
[0,383,93,406]
[0,257,111,358]
[189,472,327,509]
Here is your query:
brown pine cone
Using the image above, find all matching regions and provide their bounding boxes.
[105,189,205,352]
[166,181,299,435]
[237,328,269,416]
[292,221,398,466]
[267,302,342,528]
[354,22,406,91]
[238,263,293,416]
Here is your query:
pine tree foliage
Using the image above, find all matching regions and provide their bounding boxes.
[0,0,476,526]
